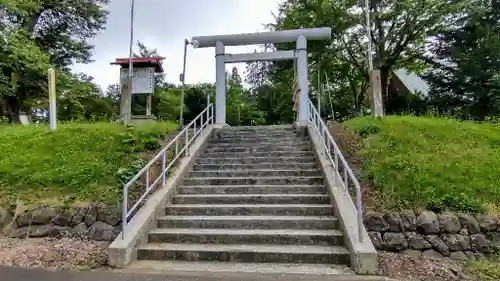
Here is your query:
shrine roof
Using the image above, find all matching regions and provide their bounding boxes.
[111,57,164,73]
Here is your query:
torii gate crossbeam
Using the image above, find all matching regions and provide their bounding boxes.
[191,27,332,126]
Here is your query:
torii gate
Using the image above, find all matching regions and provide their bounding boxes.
[190,27,332,127]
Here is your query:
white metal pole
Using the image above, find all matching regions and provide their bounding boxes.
[206,91,210,126]
[48,68,56,131]
[179,39,188,128]
[215,41,226,124]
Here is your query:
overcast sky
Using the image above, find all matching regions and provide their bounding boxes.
[72,0,281,91]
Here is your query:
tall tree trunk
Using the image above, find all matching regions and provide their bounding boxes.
[380,66,391,113]
[0,99,5,120]
[5,95,22,124]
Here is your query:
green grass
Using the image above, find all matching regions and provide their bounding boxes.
[344,116,500,214]
[465,256,500,281]
[0,122,177,207]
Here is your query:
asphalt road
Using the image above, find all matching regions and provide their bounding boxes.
[0,267,232,281]
[0,266,395,281]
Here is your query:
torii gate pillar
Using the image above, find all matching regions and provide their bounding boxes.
[191,27,331,125]
[215,41,226,126]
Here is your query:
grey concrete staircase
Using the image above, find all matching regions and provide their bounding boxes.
[136,126,351,269]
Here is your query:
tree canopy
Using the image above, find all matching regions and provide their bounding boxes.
[1,0,499,125]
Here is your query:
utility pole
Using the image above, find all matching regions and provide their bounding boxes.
[178,39,199,128]
[179,39,188,128]
[317,65,321,118]
[365,0,384,117]
[120,0,135,125]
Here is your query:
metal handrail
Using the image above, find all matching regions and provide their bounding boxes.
[121,103,214,238]
[308,100,364,242]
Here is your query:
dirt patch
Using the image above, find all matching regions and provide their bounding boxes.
[379,251,471,281]
[0,237,107,271]
[329,123,386,212]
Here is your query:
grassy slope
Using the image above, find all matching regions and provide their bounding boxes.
[0,122,177,207]
[465,256,500,281]
[344,116,500,214]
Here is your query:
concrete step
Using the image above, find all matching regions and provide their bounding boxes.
[217,126,293,130]
[192,162,318,171]
[165,204,334,216]
[204,145,311,153]
[156,215,339,229]
[173,194,329,205]
[201,151,315,158]
[197,156,316,165]
[189,169,321,178]
[214,132,298,137]
[205,140,311,148]
[122,260,363,277]
[217,127,293,131]
[182,176,324,186]
[215,128,294,133]
[177,184,327,195]
[148,228,344,246]
[208,137,308,144]
[137,243,350,264]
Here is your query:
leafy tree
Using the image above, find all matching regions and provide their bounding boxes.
[246,56,298,124]
[20,0,109,68]
[104,83,120,109]
[226,67,265,126]
[0,0,109,123]
[153,88,182,121]
[0,28,50,122]
[56,72,115,121]
[425,0,500,120]
[247,0,460,119]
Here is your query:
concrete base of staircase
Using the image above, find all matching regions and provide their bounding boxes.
[118,261,397,281]
[1,265,398,281]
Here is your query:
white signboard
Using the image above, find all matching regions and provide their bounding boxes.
[120,67,154,94]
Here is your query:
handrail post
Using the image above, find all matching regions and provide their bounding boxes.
[357,189,364,242]
[161,151,166,187]
[206,105,210,125]
[343,168,348,192]
[335,151,339,171]
[211,105,214,124]
[121,185,128,239]
[185,129,189,156]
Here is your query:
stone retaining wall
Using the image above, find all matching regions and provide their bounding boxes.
[0,203,121,241]
[364,210,500,260]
